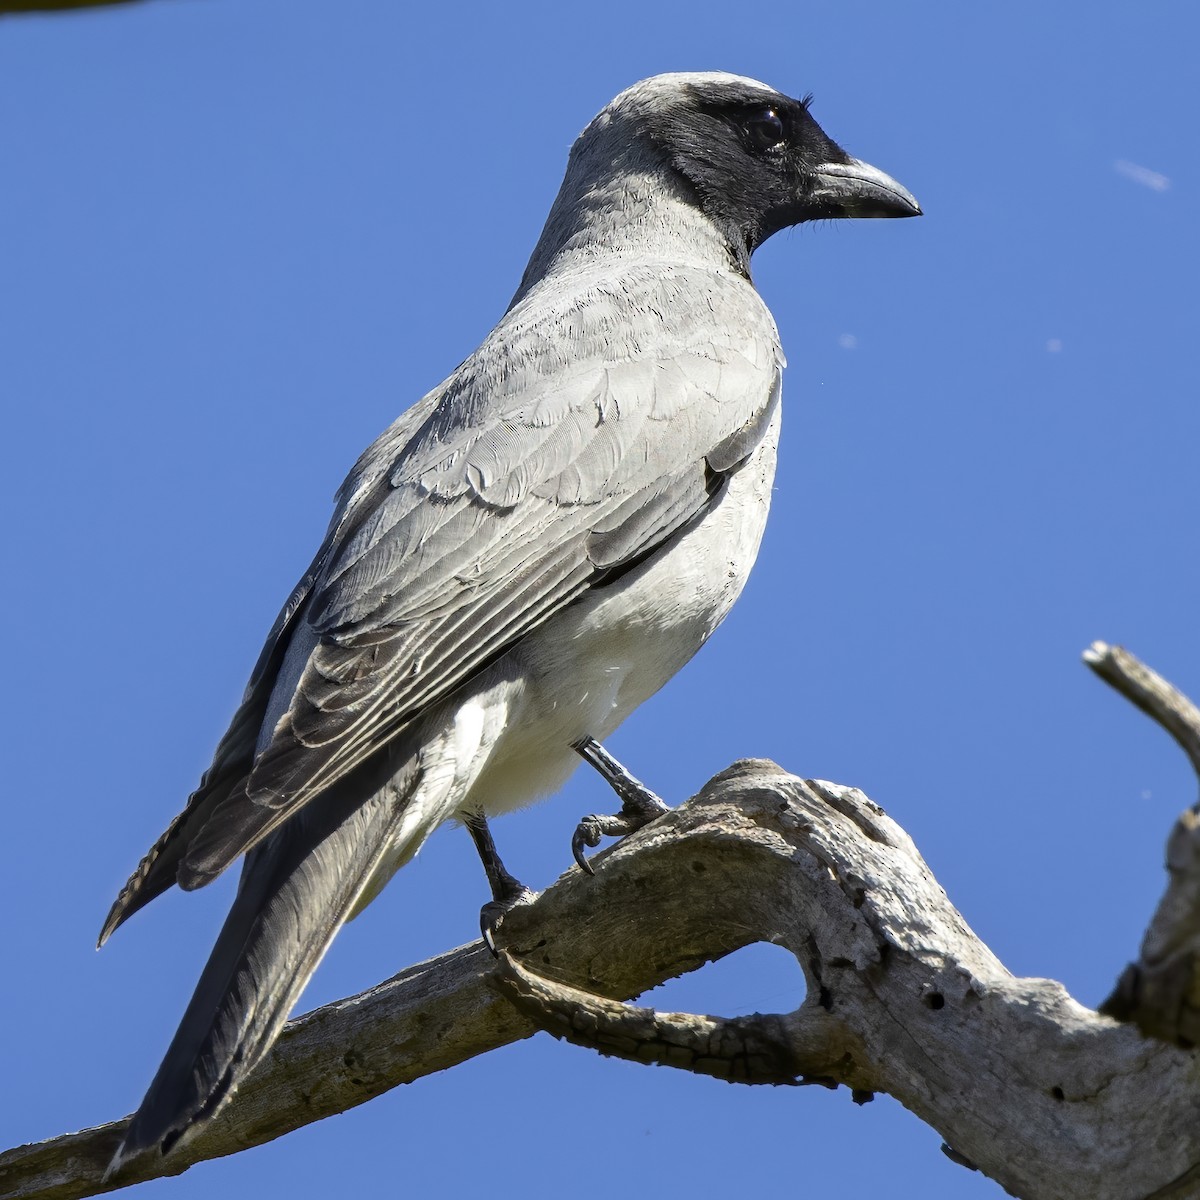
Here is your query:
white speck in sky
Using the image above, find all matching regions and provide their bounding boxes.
[838,333,857,350]
[1114,159,1170,192]
[1046,338,1062,353]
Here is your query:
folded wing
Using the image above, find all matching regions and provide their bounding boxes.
[104,264,782,931]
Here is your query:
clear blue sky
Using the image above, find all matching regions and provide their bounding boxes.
[2,3,1197,1197]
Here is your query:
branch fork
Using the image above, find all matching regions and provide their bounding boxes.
[6,643,1200,1200]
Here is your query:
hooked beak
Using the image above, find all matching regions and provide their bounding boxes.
[810,157,922,219]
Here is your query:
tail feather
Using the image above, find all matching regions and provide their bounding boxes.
[107,756,424,1176]
[97,772,246,948]
[99,559,324,948]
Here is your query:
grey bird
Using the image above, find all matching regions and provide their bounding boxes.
[101,71,919,1171]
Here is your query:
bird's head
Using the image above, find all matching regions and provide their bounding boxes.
[512,72,920,303]
[593,71,921,260]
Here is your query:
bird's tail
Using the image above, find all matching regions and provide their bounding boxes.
[107,754,431,1177]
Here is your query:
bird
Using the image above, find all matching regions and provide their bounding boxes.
[100,70,920,1173]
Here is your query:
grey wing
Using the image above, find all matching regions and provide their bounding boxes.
[174,270,780,890]
[97,559,325,945]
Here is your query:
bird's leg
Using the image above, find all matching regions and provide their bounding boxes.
[570,735,671,874]
[465,813,536,955]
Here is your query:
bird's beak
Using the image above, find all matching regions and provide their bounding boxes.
[810,157,922,219]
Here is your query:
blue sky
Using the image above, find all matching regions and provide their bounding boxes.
[2,3,1197,1197]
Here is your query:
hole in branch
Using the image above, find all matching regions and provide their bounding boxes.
[924,992,945,1010]
[635,941,804,1016]
[1051,1086,1065,1101]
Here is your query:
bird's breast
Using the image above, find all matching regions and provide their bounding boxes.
[464,406,780,818]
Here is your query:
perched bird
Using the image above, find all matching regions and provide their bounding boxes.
[101,70,919,1171]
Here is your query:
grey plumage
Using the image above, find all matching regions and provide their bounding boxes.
[102,71,919,1172]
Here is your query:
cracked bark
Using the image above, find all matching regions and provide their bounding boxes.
[3,644,1200,1200]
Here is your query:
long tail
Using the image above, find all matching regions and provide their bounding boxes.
[107,756,427,1176]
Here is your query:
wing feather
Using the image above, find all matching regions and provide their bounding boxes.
[178,263,782,883]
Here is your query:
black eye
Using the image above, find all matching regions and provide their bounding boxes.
[744,108,785,151]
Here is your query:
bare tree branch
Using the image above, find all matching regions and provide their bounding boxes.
[1085,641,1200,780]
[489,950,857,1088]
[5,732,1200,1200]
[1085,642,1200,1049]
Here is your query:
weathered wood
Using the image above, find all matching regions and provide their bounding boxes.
[1087,642,1200,1048]
[1085,642,1200,779]
[5,643,1200,1200]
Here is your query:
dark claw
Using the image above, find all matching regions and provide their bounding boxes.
[466,812,536,955]
[570,736,671,872]
[481,907,500,956]
[479,888,535,956]
[571,817,604,874]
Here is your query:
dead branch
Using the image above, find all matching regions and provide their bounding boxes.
[5,644,1200,1200]
[1087,642,1200,1048]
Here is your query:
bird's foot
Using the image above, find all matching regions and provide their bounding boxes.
[465,812,537,955]
[479,878,538,956]
[571,736,671,874]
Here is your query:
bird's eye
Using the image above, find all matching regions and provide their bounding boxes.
[744,108,785,151]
